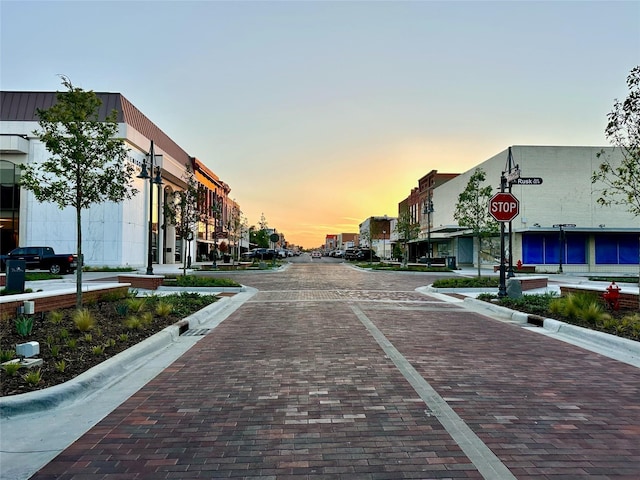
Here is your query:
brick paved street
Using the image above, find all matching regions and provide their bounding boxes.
[29,263,640,479]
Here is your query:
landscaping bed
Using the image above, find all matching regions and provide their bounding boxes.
[1,291,218,397]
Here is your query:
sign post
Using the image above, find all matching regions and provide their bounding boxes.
[552,224,576,273]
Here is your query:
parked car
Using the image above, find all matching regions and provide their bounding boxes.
[354,249,380,262]
[311,251,322,259]
[0,246,78,274]
[333,250,345,258]
[242,248,276,260]
[344,248,359,260]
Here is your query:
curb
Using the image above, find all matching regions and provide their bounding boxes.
[0,296,232,419]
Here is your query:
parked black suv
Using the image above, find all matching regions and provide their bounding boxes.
[354,249,380,262]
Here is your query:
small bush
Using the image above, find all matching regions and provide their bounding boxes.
[55,360,67,372]
[73,308,95,332]
[50,345,61,358]
[83,333,93,343]
[105,338,116,348]
[92,345,105,355]
[126,298,146,313]
[3,362,20,376]
[66,338,78,350]
[58,328,70,340]
[432,277,499,289]
[118,333,129,342]
[0,349,15,362]
[140,312,154,327]
[115,303,129,317]
[123,316,142,330]
[48,310,64,325]
[22,368,42,385]
[156,301,173,317]
[15,315,34,337]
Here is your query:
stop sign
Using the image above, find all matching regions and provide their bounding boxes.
[489,192,520,222]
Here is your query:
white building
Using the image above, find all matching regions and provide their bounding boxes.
[0,91,236,268]
[426,146,639,273]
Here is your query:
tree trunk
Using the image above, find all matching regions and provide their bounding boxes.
[76,203,83,309]
[476,236,482,278]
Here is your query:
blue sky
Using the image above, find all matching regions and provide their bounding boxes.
[1,0,638,248]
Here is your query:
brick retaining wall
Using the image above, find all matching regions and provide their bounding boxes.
[0,285,129,317]
[560,285,639,310]
[117,275,164,290]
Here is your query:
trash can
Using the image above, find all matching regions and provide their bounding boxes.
[446,256,457,269]
[6,259,26,293]
[223,254,231,263]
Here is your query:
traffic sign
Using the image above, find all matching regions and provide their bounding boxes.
[511,177,543,185]
[489,192,520,222]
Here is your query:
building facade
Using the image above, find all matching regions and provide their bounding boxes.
[422,146,639,273]
[0,91,237,268]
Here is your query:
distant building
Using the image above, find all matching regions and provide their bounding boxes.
[359,216,394,260]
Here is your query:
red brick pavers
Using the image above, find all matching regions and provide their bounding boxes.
[29,264,640,479]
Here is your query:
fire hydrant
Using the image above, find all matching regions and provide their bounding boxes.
[603,281,621,310]
[516,260,523,270]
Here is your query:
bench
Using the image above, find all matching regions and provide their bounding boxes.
[510,276,548,291]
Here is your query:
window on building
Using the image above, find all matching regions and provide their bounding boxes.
[595,234,640,264]
[522,233,586,264]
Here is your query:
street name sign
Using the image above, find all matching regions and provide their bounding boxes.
[489,192,520,222]
[512,177,543,185]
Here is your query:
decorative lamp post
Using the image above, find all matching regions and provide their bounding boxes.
[211,196,220,269]
[382,230,386,261]
[423,197,434,267]
[137,140,163,275]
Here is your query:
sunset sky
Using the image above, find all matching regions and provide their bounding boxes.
[1,1,638,248]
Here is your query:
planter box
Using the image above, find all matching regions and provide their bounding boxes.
[117,274,164,290]
[0,284,128,317]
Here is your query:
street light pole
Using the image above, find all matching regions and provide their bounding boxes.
[383,230,386,261]
[137,140,163,275]
[423,198,434,267]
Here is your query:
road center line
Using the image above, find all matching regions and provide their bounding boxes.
[350,304,517,480]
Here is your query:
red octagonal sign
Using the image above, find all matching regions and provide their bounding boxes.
[489,192,520,222]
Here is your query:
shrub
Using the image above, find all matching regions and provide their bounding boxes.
[48,310,64,325]
[115,302,129,317]
[174,275,240,288]
[123,316,142,330]
[22,368,42,385]
[50,345,61,358]
[155,301,173,317]
[58,328,70,340]
[55,360,67,372]
[432,277,499,289]
[99,290,128,302]
[73,308,95,332]
[126,298,146,313]
[66,338,78,350]
[83,333,93,343]
[140,312,154,327]
[118,333,129,342]
[3,362,20,376]
[105,338,116,348]
[0,349,15,362]
[92,345,105,355]
[15,315,34,337]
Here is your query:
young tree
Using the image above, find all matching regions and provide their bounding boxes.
[395,207,420,266]
[592,65,640,217]
[20,76,137,308]
[454,168,499,277]
[592,65,640,289]
[164,163,201,275]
